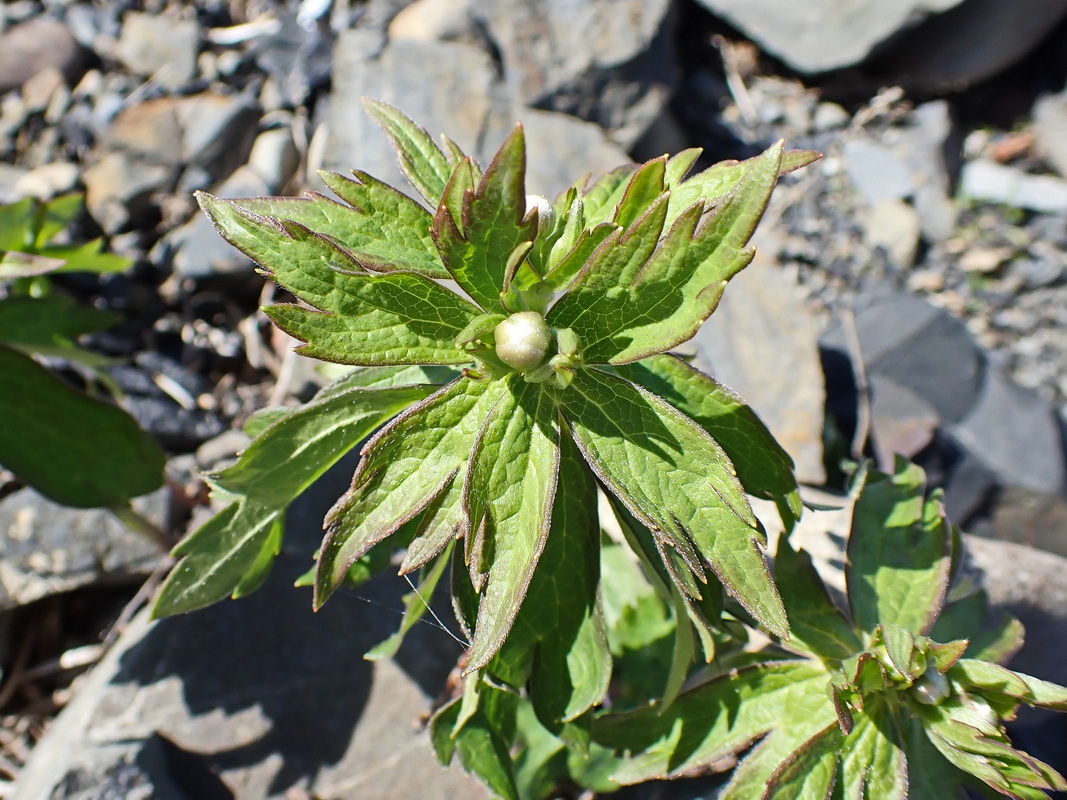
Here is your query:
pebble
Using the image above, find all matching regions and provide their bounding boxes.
[960,246,1012,274]
[116,11,200,89]
[0,18,89,94]
[13,161,80,199]
[1034,90,1067,179]
[961,159,1067,214]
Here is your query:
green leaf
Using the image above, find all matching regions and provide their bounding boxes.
[365,542,453,660]
[0,250,65,281]
[836,700,908,800]
[616,354,800,526]
[762,724,841,800]
[561,368,787,638]
[932,592,1024,664]
[0,345,164,508]
[0,198,36,250]
[433,681,521,800]
[40,240,132,274]
[548,143,782,364]
[464,375,561,670]
[231,169,447,277]
[612,157,666,230]
[578,163,641,228]
[432,126,537,312]
[774,535,862,660]
[363,98,453,206]
[664,149,702,187]
[542,218,617,292]
[315,376,503,607]
[899,712,970,800]
[847,459,952,635]
[231,514,283,599]
[32,193,83,248]
[199,194,480,366]
[950,659,1067,711]
[0,294,118,348]
[592,660,834,785]
[922,698,1066,796]
[153,384,430,616]
[506,432,611,724]
[665,146,818,227]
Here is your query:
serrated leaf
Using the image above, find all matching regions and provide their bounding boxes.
[548,143,782,364]
[664,149,702,187]
[432,126,537,312]
[316,377,503,607]
[561,368,787,638]
[199,194,480,366]
[847,460,951,636]
[154,384,429,616]
[899,713,970,800]
[506,433,611,725]
[666,147,818,227]
[363,98,453,206]
[0,344,164,508]
[951,659,1067,711]
[435,680,521,800]
[836,699,908,800]
[231,169,446,277]
[365,542,452,660]
[464,375,560,670]
[922,699,1066,796]
[613,157,667,230]
[593,660,834,785]
[774,535,862,660]
[617,354,800,526]
[0,294,117,349]
[542,219,617,293]
[578,163,641,228]
[762,724,841,800]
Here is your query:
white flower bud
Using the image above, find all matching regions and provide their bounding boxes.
[526,194,555,233]
[913,666,950,705]
[494,311,551,372]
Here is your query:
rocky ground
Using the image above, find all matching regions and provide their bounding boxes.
[1,0,1067,797]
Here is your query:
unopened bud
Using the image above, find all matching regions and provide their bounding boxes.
[494,311,552,372]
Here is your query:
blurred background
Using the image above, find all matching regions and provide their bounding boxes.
[1,0,1067,797]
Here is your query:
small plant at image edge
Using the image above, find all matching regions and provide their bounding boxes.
[151,101,1067,799]
[0,193,165,520]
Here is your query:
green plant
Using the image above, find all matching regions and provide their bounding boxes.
[153,102,1067,799]
[0,194,164,523]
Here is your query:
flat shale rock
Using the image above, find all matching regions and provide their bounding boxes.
[324,33,632,201]
[116,11,200,90]
[0,488,166,610]
[691,0,963,74]
[12,456,485,800]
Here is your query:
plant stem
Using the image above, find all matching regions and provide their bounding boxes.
[109,501,171,550]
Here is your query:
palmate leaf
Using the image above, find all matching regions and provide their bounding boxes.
[847,459,952,635]
[616,354,801,527]
[231,169,447,277]
[432,126,537,312]
[463,375,561,670]
[591,660,834,785]
[152,383,431,616]
[547,143,782,364]
[0,344,164,509]
[315,377,504,607]
[199,193,480,365]
[561,367,787,638]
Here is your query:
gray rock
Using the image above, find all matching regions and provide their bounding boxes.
[961,159,1067,215]
[476,0,676,147]
[116,12,200,90]
[972,485,1067,558]
[85,94,259,233]
[165,166,269,278]
[950,371,1067,496]
[13,456,486,800]
[868,374,940,470]
[245,125,300,193]
[842,139,913,206]
[812,102,850,132]
[388,0,478,43]
[13,161,80,200]
[324,33,629,202]
[0,488,166,611]
[860,199,920,271]
[823,294,986,425]
[1035,90,1067,179]
[83,153,172,235]
[0,18,91,94]
[0,163,28,203]
[868,0,1067,91]
[691,0,962,73]
[690,250,827,484]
